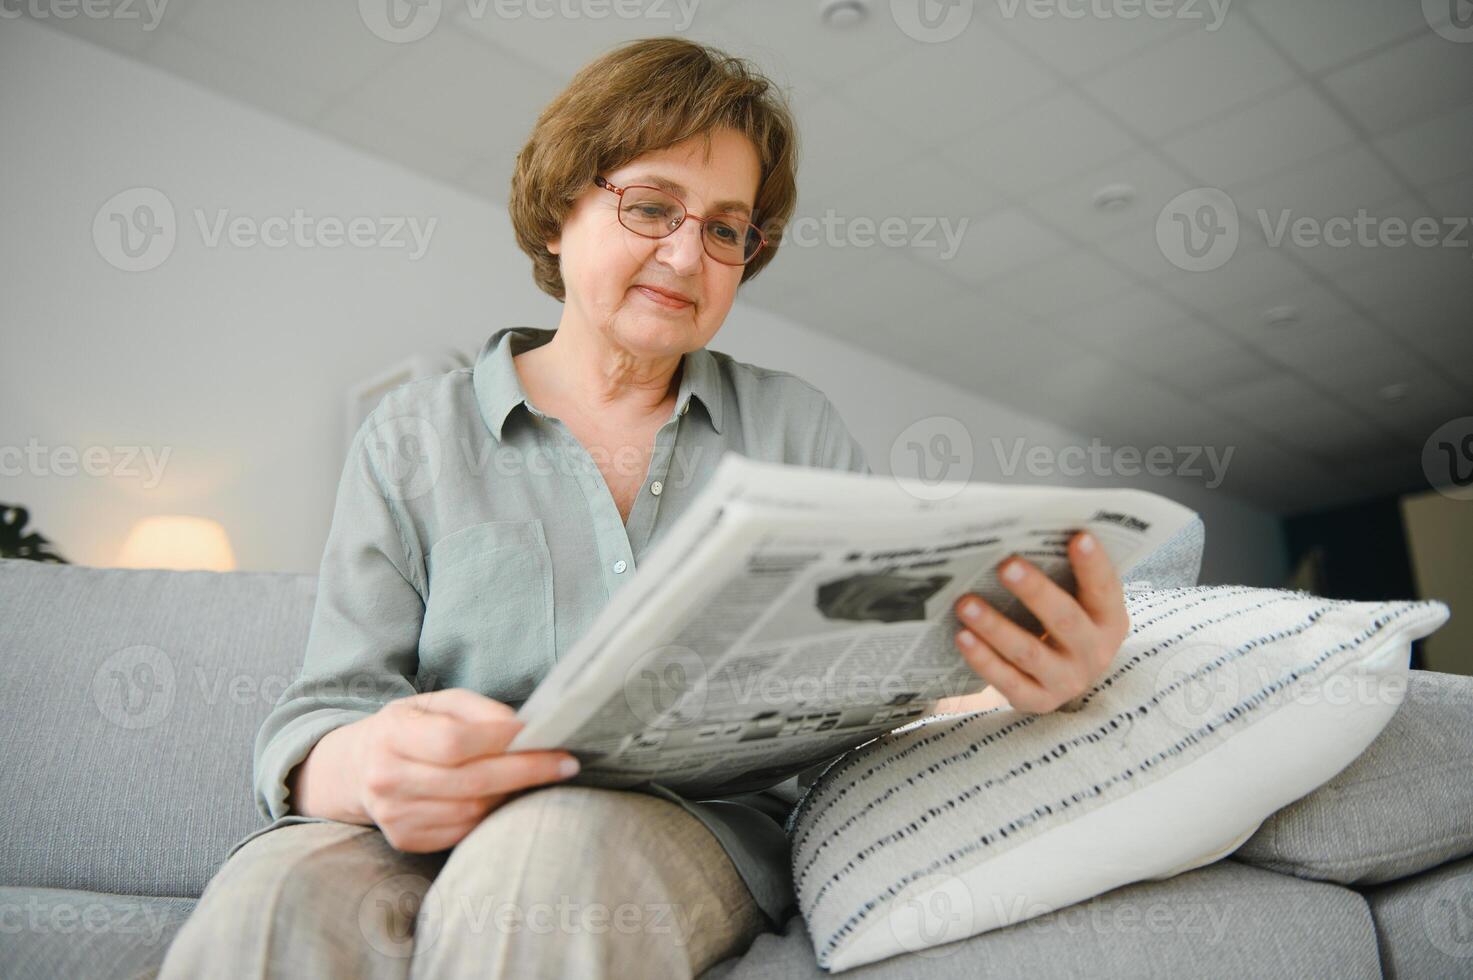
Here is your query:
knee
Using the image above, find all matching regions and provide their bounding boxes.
[427,786,676,914]
[194,823,436,942]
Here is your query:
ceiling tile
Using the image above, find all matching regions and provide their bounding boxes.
[313,102,475,184]
[737,200,892,302]
[832,249,990,337]
[1335,371,1470,445]
[1231,144,1407,236]
[1156,241,1313,314]
[1083,15,1298,141]
[1103,317,1247,377]
[1427,171,1473,218]
[703,0,916,91]
[142,29,333,125]
[1374,103,1473,188]
[820,149,1005,232]
[1022,149,1196,243]
[1330,244,1473,344]
[1210,279,1353,334]
[979,2,1194,80]
[315,29,566,162]
[446,0,736,78]
[969,351,1150,427]
[1046,287,1195,344]
[1285,195,1445,280]
[976,248,1135,319]
[1093,220,1191,282]
[790,89,928,204]
[170,0,402,100]
[1142,341,1273,392]
[1239,0,1436,75]
[453,156,514,207]
[1310,334,1454,397]
[1321,30,1473,136]
[919,207,1071,287]
[21,3,172,54]
[1201,374,1374,452]
[1246,312,1395,377]
[1161,85,1359,189]
[934,89,1137,198]
[841,28,1059,146]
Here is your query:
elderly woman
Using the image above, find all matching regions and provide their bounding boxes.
[160,37,1129,980]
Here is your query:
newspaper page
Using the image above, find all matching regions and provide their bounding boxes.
[509,452,1198,797]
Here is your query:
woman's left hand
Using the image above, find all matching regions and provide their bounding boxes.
[952,530,1130,714]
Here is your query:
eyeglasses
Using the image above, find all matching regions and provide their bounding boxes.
[594,176,767,266]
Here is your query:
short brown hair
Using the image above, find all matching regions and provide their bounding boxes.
[509,37,800,302]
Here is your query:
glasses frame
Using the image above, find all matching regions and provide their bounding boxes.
[594,175,768,266]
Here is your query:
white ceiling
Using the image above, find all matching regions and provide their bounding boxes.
[26,0,1473,515]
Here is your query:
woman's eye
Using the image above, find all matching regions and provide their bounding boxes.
[710,222,740,243]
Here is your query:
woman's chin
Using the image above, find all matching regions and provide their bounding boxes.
[612,315,698,351]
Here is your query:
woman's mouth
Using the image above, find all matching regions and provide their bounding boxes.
[634,285,694,310]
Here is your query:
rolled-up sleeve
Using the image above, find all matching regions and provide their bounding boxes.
[252,408,426,821]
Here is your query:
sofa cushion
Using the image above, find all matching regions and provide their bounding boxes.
[786,586,1449,972]
[1233,669,1473,885]
[0,886,195,980]
[701,859,1380,979]
[0,560,316,897]
[1362,853,1473,978]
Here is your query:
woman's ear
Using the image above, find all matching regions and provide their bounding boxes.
[546,236,560,256]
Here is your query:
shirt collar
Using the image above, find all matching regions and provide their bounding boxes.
[474,326,724,442]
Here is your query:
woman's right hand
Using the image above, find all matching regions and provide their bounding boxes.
[331,688,580,853]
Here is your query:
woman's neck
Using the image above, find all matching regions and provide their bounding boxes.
[514,325,683,429]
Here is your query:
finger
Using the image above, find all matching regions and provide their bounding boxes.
[375,794,488,828]
[995,555,1097,654]
[953,629,1053,713]
[388,709,527,765]
[391,750,580,799]
[955,593,1074,692]
[401,687,518,726]
[1070,531,1129,636]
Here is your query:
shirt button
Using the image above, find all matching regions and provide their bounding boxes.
[651,480,663,496]
[613,560,627,574]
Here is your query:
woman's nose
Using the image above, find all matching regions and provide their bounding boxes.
[655,217,706,275]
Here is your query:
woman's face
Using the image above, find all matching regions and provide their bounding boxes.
[547,127,761,360]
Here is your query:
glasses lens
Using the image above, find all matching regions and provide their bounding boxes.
[704,216,762,265]
[618,186,762,265]
[619,187,683,237]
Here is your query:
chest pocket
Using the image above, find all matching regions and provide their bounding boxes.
[419,519,555,706]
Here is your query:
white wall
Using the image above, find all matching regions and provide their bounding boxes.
[1,20,1287,585]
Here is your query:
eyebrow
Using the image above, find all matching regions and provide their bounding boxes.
[626,175,753,218]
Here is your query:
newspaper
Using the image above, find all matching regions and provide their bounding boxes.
[508,451,1199,798]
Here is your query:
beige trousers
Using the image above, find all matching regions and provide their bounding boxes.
[158,786,770,980]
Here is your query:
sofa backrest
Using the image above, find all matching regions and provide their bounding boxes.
[0,559,316,898]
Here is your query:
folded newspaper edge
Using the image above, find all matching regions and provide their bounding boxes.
[509,451,1199,798]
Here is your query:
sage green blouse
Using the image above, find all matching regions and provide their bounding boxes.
[234,325,872,928]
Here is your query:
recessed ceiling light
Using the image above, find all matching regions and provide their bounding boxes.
[1092,183,1137,212]
[1378,382,1409,403]
[1264,305,1301,328]
[820,0,868,28]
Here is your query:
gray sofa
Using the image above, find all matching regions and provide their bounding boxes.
[2,557,1470,978]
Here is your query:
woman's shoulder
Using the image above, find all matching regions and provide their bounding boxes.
[705,347,835,416]
[364,366,480,428]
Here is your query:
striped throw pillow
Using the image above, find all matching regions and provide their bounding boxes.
[786,586,1451,973]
